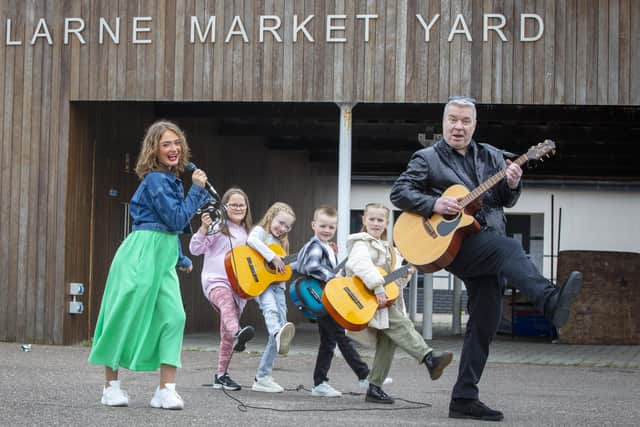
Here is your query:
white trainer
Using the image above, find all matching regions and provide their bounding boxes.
[275,322,295,355]
[311,382,342,398]
[101,380,129,407]
[149,383,184,410]
[358,377,393,389]
[251,376,284,393]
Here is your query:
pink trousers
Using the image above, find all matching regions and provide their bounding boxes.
[208,286,242,374]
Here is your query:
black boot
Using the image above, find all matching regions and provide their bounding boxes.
[424,351,454,380]
[545,271,583,328]
[449,398,504,421]
[365,384,394,404]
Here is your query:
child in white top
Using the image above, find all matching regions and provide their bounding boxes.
[247,202,297,393]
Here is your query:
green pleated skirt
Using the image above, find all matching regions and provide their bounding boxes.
[88,230,186,371]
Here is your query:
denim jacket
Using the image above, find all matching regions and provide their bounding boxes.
[130,170,210,268]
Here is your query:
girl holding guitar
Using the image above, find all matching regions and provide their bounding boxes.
[189,188,256,391]
[246,202,297,393]
[345,203,454,404]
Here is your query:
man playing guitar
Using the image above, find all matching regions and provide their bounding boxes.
[390,96,583,422]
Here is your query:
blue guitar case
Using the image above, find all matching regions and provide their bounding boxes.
[288,276,326,320]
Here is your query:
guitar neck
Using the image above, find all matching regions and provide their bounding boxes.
[383,264,411,285]
[283,253,298,265]
[460,154,528,208]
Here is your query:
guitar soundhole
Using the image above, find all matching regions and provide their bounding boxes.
[436,214,462,236]
[264,260,282,275]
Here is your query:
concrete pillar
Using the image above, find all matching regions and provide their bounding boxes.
[422,273,434,339]
[452,275,463,335]
[336,103,355,259]
[409,273,418,321]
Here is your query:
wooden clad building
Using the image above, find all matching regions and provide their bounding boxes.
[1,0,639,344]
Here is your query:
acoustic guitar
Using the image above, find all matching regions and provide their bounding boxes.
[224,244,297,298]
[322,265,411,331]
[288,277,327,320]
[393,140,556,273]
[288,259,347,321]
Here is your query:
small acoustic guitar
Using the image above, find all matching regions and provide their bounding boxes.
[225,244,297,298]
[322,265,411,331]
[393,140,556,273]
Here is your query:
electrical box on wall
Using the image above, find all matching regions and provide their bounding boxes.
[68,301,84,314]
[68,282,84,315]
[69,282,84,295]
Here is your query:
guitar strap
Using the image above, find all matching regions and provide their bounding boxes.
[386,243,397,274]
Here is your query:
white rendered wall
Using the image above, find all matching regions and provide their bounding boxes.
[352,182,640,284]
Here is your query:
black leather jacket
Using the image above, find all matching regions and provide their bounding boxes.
[390,139,521,236]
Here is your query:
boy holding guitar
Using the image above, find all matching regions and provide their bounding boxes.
[344,203,453,404]
[296,207,370,398]
[390,96,583,421]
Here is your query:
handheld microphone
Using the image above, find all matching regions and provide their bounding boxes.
[186,162,220,199]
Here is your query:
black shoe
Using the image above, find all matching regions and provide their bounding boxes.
[365,384,394,404]
[424,351,454,380]
[213,373,241,391]
[449,399,504,421]
[233,325,255,352]
[550,271,583,328]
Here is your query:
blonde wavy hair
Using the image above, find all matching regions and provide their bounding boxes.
[361,202,390,241]
[255,202,296,253]
[219,187,253,237]
[135,120,191,179]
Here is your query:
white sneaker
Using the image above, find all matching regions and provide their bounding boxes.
[251,376,284,393]
[311,382,342,398]
[275,322,295,355]
[149,383,184,410]
[358,377,393,389]
[101,380,129,407]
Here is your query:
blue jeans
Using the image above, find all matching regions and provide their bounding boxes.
[255,285,288,380]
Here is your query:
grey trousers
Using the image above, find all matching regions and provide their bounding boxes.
[369,304,432,387]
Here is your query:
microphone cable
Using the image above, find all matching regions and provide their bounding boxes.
[213,211,432,414]
[209,378,432,413]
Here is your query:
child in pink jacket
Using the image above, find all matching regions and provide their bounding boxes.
[189,188,255,391]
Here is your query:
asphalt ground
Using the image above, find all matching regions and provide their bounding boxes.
[2,322,639,426]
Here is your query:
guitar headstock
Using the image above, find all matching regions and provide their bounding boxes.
[526,139,556,161]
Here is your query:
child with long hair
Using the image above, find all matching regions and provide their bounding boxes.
[345,203,454,404]
[247,202,297,393]
[88,120,211,410]
[189,188,256,391]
